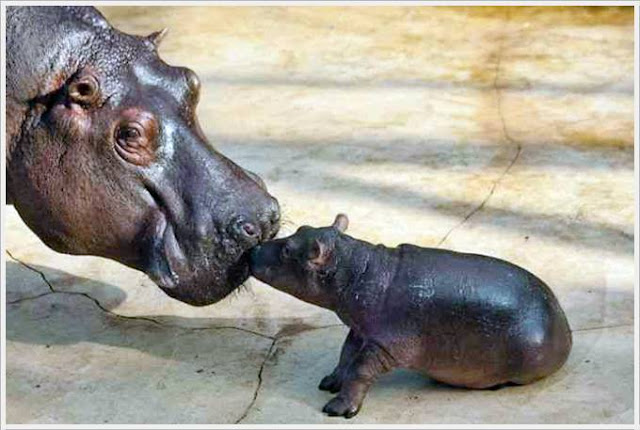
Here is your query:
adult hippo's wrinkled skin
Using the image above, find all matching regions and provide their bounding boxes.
[250,215,572,418]
[6,6,280,306]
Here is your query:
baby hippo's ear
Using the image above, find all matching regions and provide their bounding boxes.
[332,213,349,233]
[309,239,331,267]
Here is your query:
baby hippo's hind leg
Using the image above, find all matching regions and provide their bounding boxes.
[319,329,364,393]
[323,342,396,418]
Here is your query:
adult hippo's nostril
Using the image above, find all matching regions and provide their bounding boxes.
[241,222,259,238]
[230,216,262,245]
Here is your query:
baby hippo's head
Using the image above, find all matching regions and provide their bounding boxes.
[249,214,349,309]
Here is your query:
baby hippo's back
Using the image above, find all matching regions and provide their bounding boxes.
[378,244,572,389]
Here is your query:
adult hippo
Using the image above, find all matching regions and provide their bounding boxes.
[6,6,280,305]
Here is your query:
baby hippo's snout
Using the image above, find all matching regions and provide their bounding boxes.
[248,241,280,283]
[248,245,263,271]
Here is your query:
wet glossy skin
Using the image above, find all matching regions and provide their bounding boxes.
[250,215,572,418]
[6,7,280,305]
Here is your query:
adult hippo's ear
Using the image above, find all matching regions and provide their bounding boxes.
[332,214,349,233]
[145,28,168,49]
[67,74,101,107]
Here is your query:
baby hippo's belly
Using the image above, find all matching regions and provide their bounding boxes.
[377,246,572,388]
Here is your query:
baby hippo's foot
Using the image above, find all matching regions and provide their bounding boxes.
[321,343,396,418]
[319,370,343,393]
[322,395,360,418]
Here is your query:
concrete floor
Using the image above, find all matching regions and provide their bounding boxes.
[4,6,635,424]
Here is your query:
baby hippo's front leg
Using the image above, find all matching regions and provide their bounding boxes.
[319,329,364,393]
[322,341,396,418]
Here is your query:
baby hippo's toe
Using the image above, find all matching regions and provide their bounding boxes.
[322,396,360,418]
[318,372,342,393]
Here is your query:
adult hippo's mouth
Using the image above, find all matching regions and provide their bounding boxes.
[147,213,188,291]
[145,188,280,306]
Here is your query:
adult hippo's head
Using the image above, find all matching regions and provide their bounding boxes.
[6,7,280,305]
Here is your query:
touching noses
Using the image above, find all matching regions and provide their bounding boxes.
[229,197,281,246]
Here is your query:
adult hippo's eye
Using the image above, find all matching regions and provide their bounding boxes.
[118,126,141,141]
[114,120,156,167]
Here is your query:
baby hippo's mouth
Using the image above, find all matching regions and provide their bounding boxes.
[247,242,280,286]
[248,245,263,272]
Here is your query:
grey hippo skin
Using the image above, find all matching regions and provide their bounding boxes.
[250,214,572,418]
[6,7,280,305]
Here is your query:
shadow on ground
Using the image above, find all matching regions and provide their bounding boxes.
[215,136,633,254]
[6,261,633,359]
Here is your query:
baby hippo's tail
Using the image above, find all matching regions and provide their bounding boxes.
[509,277,572,385]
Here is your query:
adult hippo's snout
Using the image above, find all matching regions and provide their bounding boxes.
[142,128,281,305]
[6,6,280,306]
[147,202,281,306]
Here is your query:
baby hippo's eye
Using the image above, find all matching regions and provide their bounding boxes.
[281,244,292,260]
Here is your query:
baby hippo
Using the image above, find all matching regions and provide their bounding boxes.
[250,214,572,418]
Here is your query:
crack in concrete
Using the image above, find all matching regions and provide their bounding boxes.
[233,322,347,423]
[437,11,522,248]
[7,249,349,423]
[6,250,274,341]
[6,250,56,293]
[572,323,633,333]
[235,337,278,424]
[7,291,55,305]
